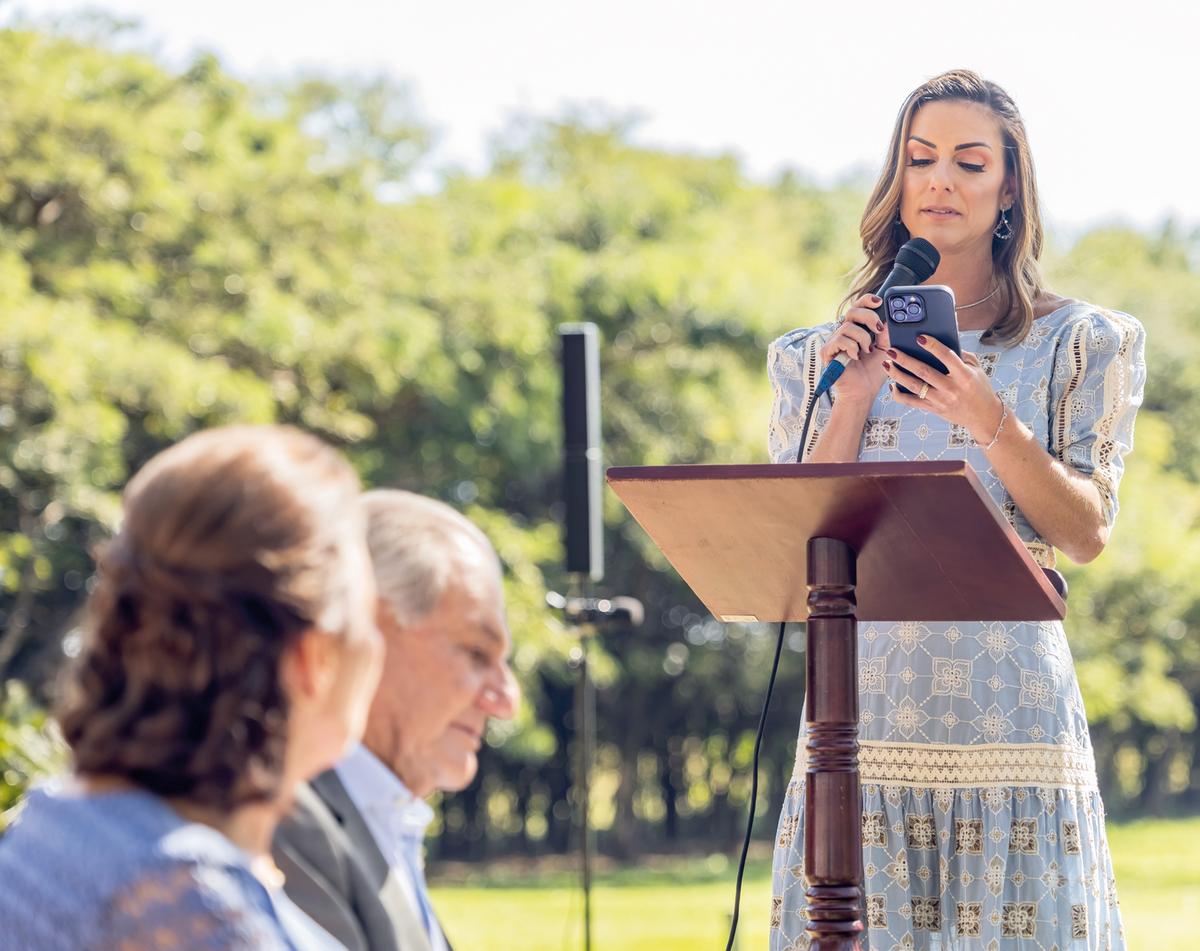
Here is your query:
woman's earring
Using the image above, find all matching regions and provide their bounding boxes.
[994,206,1014,240]
[893,211,907,235]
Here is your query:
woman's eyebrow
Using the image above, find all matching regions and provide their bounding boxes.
[907,136,993,152]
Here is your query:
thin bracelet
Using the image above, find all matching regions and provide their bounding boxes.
[981,403,1009,451]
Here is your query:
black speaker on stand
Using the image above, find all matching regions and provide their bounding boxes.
[561,323,604,582]
[550,324,641,951]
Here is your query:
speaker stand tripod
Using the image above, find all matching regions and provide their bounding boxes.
[548,586,643,951]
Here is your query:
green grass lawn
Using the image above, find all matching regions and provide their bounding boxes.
[430,816,1200,950]
[1105,816,1200,951]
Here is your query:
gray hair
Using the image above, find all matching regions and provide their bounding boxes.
[360,489,497,625]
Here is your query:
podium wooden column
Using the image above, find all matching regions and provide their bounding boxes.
[607,461,1066,950]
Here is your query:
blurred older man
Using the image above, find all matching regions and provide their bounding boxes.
[273,490,518,951]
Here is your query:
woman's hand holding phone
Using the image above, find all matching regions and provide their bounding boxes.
[818,293,892,405]
[882,336,1005,445]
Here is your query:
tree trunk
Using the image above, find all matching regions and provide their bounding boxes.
[660,744,679,843]
[1137,730,1178,816]
[514,767,531,855]
[1092,725,1123,812]
[541,674,575,854]
[612,691,643,860]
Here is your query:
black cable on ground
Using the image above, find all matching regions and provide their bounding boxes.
[724,619,788,951]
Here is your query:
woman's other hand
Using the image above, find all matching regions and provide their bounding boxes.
[882,335,1005,445]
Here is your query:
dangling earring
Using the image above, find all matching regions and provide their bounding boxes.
[994,206,1014,240]
[893,210,907,236]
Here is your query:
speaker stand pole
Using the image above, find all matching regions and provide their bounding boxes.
[550,586,642,951]
[568,574,596,951]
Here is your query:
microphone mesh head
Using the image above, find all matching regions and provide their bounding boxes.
[895,238,940,283]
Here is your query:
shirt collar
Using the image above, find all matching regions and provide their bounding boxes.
[334,743,434,838]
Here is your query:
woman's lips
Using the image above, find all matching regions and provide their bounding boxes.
[920,208,961,217]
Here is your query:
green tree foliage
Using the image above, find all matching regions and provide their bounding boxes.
[0,680,67,833]
[1,26,1197,856]
[1044,234,1200,812]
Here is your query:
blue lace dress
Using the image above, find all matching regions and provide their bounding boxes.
[766,303,1146,951]
[0,783,342,950]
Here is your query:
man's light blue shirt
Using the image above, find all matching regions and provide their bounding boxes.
[335,744,449,951]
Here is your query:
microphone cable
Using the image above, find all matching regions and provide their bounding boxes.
[723,386,819,947]
[793,392,820,465]
[723,618,788,951]
[724,328,850,946]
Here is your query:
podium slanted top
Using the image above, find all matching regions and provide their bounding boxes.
[606,461,1065,623]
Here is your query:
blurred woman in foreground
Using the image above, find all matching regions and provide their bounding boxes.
[0,425,383,949]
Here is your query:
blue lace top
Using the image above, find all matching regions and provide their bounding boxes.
[0,783,341,950]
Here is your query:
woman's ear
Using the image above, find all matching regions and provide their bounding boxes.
[1001,174,1017,212]
[280,629,338,702]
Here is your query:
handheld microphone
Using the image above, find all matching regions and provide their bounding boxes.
[812,237,941,399]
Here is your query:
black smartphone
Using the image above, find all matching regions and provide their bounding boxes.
[883,284,961,396]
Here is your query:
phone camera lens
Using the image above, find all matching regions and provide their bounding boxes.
[906,302,922,317]
[889,297,906,312]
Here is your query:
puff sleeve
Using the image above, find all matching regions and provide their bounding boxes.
[1048,308,1147,527]
[767,323,837,464]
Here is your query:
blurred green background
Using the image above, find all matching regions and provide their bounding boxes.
[1,19,1198,948]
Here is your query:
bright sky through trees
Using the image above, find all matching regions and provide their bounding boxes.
[8,0,1195,233]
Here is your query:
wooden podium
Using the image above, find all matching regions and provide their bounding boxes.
[607,461,1066,950]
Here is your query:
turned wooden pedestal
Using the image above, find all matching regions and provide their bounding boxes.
[804,537,863,950]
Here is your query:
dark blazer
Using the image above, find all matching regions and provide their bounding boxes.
[273,770,439,951]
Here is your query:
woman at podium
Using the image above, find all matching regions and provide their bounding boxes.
[768,70,1145,949]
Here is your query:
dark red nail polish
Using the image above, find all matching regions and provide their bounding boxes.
[876,322,885,332]
[882,360,892,370]
[917,334,928,344]
[886,348,897,358]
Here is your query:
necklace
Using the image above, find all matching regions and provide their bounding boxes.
[956,285,1000,311]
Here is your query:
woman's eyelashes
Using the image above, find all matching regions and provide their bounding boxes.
[907,156,984,172]
[906,157,986,173]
